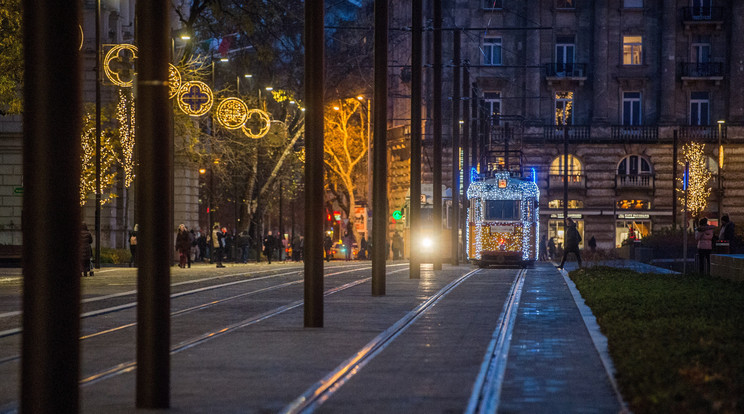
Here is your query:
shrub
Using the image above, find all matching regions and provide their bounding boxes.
[100,247,131,264]
[640,227,696,258]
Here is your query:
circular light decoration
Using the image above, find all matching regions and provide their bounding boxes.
[168,64,182,99]
[79,25,84,51]
[241,109,271,139]
[216,98,249,129]
[177,81,214,117]
[103,44,138,87]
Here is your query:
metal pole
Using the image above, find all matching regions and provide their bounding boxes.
[471,83,478,170]
[432,0,443,271]
[672,130,678,228]
[95,0,102,269]
[462,65,470,261]
[372,0,389,295]
[305,0,325,325]
[451,29,461,266]
[563,125,569,227]
[683,161,689,275]
[279,181,284,259]
[410,0,422,278]
[22,2,82,412]
[135,0,171,407]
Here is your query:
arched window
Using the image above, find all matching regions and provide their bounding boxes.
[550,154,583,175]
[617,155,652,175]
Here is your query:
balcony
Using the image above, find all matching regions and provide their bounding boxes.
[616,174,654,191]
[610,126,658,142]
[545,63,587,86]
[544,125,591,142]
[679,125,724,143]
[680,62,724,85]
[548,174,586,191]
[682,7,725,30]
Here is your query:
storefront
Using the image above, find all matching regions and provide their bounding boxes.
[547,213,584,257]
[615,213,651,247]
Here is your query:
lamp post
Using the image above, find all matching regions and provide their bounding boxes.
[717,119,725,218]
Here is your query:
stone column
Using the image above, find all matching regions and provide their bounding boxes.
[659,0,677,124]
[592,0,609,124]
[525,2,541,121]
[728,1,744,123]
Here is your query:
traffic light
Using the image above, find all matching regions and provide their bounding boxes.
[392,210,402,221]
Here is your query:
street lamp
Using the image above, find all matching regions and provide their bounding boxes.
[717,119,725,218]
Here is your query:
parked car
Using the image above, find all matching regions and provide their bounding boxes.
[329,242,358,260]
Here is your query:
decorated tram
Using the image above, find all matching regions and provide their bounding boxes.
[466,170,539,267]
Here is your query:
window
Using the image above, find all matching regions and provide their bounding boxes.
[482,0,503,10]
[484,200,520,221]
[483,37,502,65]
[690,91,710,125]
[623,36,643,65]
[616,199,651,210]
[550,154,583,176]
[555,92,574,125]
[623,0,643,7]
[556,0,575,8]
[484,92,502,125]
[555,36,575,76]
[691,41,711,63]
[622,92,642,125]
[691,0,712,19]
[617,155,652,175]
[548,199,584,209]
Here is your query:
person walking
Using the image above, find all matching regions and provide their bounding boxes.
[539,235,548,261]
[558,217,582,270]
[176,224,193,268]
[81,223,94,277]
[237,231,251,263]
[324,233,333,262]
[343,231,354,261]
[588,236,597,253]
[212,224,225,268]
[360,235,368,260]
[128,224,138,267]
[695,218,715,275]
[719,214,736,254]
[392,231,403,260]
[263,231,275,264]
[547,237,556,260]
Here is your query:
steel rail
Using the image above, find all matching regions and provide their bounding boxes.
[465,268,526,414]
[282,268,482,414]
[80,268,408,386]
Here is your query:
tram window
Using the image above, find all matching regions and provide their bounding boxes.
[484,200,520,220]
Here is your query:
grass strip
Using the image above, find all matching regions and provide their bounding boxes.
[569,266,744,413]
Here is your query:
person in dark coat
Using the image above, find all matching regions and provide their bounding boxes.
[128,224,138,267]
[696,218,715,275]
[719,214,736,253]
[588,236,597,253]
[359,235,368,260]
[176,224,193,268]
[324,234,333,262]
[539,235,548,261]
[547,237,556,260]
[237,231,251,263]
[81,223,93,277]
[558,217,582,269]
[263,231,275,264]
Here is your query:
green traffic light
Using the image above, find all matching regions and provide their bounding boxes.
[392,210,402,220]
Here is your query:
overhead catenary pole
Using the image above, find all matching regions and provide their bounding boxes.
[135,0,171,408]
[451,29,461,265]
[410,0,422,279]
[672,130,678,228]
[563,125,569,228]
[462,64,470,259]
[432,0,443,271]
[305,0,325,325]
[21,1,82,412]
[372,0,389,295]
[95,0,102,269]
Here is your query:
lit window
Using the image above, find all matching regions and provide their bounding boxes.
[550,154,583,176]
[555,91,574,125]
[484,92,501,125]
[548,199,584,209]
[616,200,651,210]
[483,37,502,66]
[623,36,643,65]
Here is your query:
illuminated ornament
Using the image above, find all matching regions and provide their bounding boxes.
[78,25,84,51]
[216,97,249,129]
[168,64,182,99]
[103,44,138,87]
[241,109,271,139]
[177,81,214,117]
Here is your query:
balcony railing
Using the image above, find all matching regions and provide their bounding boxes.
[544,125,591,142]
[682,6,725,22]
[548,174,586,190]
[616,174,654,190]
[545,63,587,78]
[680,62,724,78]
[679,125,724,143]
[611,126,658,142]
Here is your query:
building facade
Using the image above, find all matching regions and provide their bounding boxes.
[386,0,744,252]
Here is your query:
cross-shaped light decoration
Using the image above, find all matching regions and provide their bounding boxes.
[103,44,138,87]
[168,64,182,99]
[241,109,271,139]
[177,81,214,117]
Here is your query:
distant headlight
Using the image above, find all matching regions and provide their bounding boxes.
[422,237,433,249]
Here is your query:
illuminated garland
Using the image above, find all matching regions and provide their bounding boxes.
[103,44,138,87]
[117,89,136,187]
[168,63,182,99]
[80,114,119,206]
[467,171,540,261]
[676,141,712,218]
[216,97,249,129]
[241,109,271,139]
[177,81,214,117]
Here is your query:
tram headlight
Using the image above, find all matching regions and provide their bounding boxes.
[421,237,434,251]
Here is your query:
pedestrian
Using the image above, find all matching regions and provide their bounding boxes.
[344,231,354,261]
[324,233,333,262]
[557,217,582,270]
[212,224,225,268]
[190,229,198,262]
[223,227,233,262]
[360,235,368,260]
[547,237,556,260]
[695,218,715,275]
[81,223,94,277]
[263,231,275,264]
[392,231,403,260]
[719,214,736,254]
[539,235,548,261]
[128,224,138,268]
[238,231,251,263]
[588,236,597,253]
[176,224,193,268]
[292,234,302,261]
